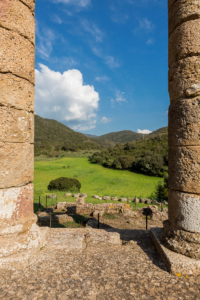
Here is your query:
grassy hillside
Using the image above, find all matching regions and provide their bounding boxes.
[34,157,162,206]
[96,130,143,144]
[149,126,168,137]
[90,130,168,177]
[35,115,105,156]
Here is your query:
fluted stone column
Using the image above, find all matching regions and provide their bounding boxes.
[0,0,48,262]
[161,0,200,259]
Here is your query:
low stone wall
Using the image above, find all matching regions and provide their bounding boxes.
[56,202,131,216]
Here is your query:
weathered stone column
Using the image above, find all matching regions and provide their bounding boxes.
[0,0,48,263]
[162,0,200,259]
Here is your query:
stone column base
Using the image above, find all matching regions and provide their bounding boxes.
[159,220,200,260]
[0,215,49,268]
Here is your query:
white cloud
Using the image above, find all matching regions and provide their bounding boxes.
[36,23,56,59]
[139,18,155,30]
[92,48,121,69]
[35,64,100,131]
[116,90,126,102]
[109,6,129,24]
[81,20,104,42]
[137,129,152,134]
[133,18,155,35]
[105,56,121,68]
[53,0,90,7]
[111,98,115,107]
[52,15,63,24]
[101,117,111,124]
[146,38,155,45]
[95,76,110,82]
[73,120,96,131]
[50,56,78,69]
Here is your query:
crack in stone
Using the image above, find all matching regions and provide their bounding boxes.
[18,0,35,14]
[0,181,33,191]
[169,54,200,69]
[170,188,200,196]
[0,23,35,47]
[0,71,35,87]
[169,14,200,37]
[0,102,34,114]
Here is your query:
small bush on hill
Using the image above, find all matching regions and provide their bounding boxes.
[48,177,81,192]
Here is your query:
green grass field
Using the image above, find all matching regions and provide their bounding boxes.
[34,156,163,208]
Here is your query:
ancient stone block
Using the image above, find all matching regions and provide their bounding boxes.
[169,19,200,66]
[103,196,110,200]
[150,227,200,275]
[120,197,127,202]
[0,184,34,227]
[168,190,200,233]
[19,0,35,12]
[0,0,35,44]
[168,97,200,146]
[76,197,85,205]
[0,107,34,143]
[169,146,200,194]
[0,143,33,189]
[169,0,200,35]
[0,74,34,111]
[169,56,200,102]
[0,28,35,84]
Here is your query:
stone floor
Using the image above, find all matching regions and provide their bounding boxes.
[0,215,200,299]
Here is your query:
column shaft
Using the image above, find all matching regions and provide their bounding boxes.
[168,0,200,233]
[0,0,48,260]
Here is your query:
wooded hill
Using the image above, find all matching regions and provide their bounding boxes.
[90,129,168,177]
[34,115,168,164]
[34,115,105,156]
[94,130,143,144]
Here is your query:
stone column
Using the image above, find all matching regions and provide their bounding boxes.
[0,0,48,263]
[162,0,200,259]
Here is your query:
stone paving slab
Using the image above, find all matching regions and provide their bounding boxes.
[0,227,200,299]
[150,227,200,276]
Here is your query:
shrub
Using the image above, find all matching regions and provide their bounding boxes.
[48,177,81,192]
[151,175,168,200]
[113,155,134,170]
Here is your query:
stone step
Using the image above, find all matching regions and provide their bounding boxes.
[46,228,121,252]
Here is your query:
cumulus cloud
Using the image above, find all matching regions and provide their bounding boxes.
[53,0,90,7]
[35,64,100,131]
[101,117,111,124]
[137,129,152,134]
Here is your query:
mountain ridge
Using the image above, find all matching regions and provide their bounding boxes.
[34,115,168,156]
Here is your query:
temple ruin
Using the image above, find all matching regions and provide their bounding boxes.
[0,0,200,272]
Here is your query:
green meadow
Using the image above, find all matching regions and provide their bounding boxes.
[34,156,163,208]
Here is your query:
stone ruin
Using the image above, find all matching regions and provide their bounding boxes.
[150,0,200,274]
[0,0,49,265]
[0,0,200,274]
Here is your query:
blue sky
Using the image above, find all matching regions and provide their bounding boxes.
[35,0,168,136]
